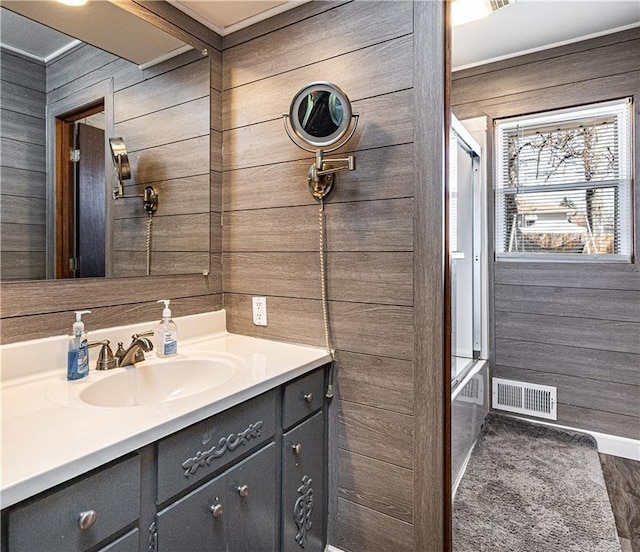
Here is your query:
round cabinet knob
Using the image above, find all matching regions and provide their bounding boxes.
[210,504,224,519]
[78,510,97,530]
[303,392,313,404]
[292,443,303,455]
[236,484,250,498]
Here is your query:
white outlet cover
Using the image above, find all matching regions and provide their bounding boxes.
[252,296,267,326]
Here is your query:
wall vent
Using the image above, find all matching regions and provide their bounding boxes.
[492,378,557,420]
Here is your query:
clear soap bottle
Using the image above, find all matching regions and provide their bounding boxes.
[67,310,91,380]
[155,300,178,358]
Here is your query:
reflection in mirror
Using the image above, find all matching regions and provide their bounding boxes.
[296,91,344,138]
[287,82,353,149]
[0,7,211,282]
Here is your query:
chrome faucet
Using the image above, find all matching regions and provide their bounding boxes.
[115,331,154,367]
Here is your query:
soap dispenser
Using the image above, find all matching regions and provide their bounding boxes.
[155,300,178,358]
[67,310,91,380]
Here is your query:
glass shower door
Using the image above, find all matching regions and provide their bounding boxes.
[450,124,481,383]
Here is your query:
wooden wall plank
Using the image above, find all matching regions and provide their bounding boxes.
[224,89,413,170]
[114,57,209,123]
[0,223,45,251]
[336,350,414,415]
[113,213,209,251]
[453,38,640,107]
[453,69,640,121]
[495,311,640,355]
[0,138,45,172]
[494,262,640,290]
[413,2,448,551]
[224,143,415,211]
[0,252,46,281]
[223,34,413,130]
[224,199,413,253]
[0,293,222,344]
[47,45,118,93]
[0,49,45,89]
[114,96,209,152]
[0,167,46,198]
[495,284,640,323]
[0,274,219,318]
[338,400,413,469]
[0,196,46,225]
[210,170,222,213]
[221,0,352,50]
[114,175,210,219]
[224,294,413,361]
[112,251,211,278]
[0,81,45,117]
[223,252,413,306]
[128,136,209,184]
[336,497,413,552]
[1,109,45,145]
[223,1,412,90]
[495,338,640,386]
[337,449,413,524]
[494,364,640,419]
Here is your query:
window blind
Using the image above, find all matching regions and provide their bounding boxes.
[495,99,632,261]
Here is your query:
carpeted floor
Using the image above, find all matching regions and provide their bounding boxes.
[453,414,622,552]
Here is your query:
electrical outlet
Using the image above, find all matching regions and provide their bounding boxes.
[252,296,267,326]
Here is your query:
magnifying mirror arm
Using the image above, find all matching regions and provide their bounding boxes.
[308,151,356,200]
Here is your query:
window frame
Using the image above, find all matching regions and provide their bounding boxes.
[494,98,633,263]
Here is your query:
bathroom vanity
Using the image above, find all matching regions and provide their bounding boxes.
[0,311,330,552]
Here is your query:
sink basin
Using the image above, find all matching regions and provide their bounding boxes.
[79,358,238,407]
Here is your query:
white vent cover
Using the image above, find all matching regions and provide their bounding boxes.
[492,378,557,420]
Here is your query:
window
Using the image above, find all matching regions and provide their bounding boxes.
[495,99,632,261]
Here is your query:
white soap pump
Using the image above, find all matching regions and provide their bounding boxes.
[155,300,178,358]
[67,310,91,380]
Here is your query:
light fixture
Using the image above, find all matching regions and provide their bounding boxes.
[452,0,515,27]
[56,0,88,6]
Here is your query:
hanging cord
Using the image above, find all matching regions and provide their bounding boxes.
[318,198,335,400]
[146,213,153,276]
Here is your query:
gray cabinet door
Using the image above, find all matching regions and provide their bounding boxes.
[225,443,278,552]
[157,443,277,552]
[156,472,226,552]
[282,412,325,552]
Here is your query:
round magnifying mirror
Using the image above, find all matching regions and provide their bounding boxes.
[289,82,353,148]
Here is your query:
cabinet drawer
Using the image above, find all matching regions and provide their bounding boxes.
[283,368,325,430]
[156,389,277,504]
[8,455,140,552]
[282,412,325,552]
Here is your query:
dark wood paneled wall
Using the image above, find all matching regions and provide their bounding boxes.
[0,2,222,343]
[452,28,640,440]
[222,2,447,550]
[0,49,47,280]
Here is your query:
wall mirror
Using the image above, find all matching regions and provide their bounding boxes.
[0,4,211,281]
[284,82,358,200]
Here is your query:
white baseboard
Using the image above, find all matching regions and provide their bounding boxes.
[326,545,346,552]
[512,416,640,461]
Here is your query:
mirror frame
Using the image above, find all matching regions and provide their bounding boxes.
[288,81,353,148]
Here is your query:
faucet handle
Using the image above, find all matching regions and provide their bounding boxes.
[115,342,126,365]
[88,340,116,370]
[132,330,154,340]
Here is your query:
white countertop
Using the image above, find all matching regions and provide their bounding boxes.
[0,311,330,509]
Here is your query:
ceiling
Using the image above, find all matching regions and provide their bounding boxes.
[1,1,638,69]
